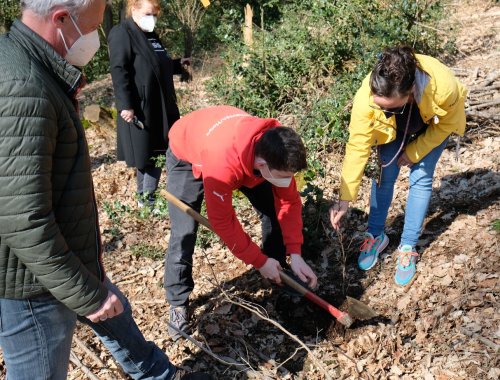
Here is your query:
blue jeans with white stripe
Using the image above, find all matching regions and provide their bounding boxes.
[367,131,449,250]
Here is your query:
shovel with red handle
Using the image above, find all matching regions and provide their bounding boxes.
[278,271,354,327]
[160,189,377,328]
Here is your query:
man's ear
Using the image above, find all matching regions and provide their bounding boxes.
[51,8,70,28]
[254,156,267,169]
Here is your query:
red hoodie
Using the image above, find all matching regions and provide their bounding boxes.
[168,105,303,268]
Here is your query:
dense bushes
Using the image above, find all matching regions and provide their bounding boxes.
[209,0,452,151]
[207,0,453,251]
[0,0,19,32]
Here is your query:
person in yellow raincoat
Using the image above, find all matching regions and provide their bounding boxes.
[330,45,467,286]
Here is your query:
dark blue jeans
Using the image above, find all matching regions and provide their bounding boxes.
[164,148,286,306]
[0,278,176,380]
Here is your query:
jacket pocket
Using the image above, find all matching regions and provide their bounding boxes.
[372,119,396,145]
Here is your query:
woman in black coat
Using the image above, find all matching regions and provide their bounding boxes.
[108,0,188,207]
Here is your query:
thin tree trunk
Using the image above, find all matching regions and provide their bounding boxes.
[181,27,194,82]
[244,4,253,47]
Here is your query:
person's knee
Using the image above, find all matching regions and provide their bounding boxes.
[372,176,397,193]
[377,178,397,190]
[410,167,434,189]
[169,215,199,234]
[179,232,197,249]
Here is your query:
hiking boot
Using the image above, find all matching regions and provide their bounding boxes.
[172,368,213,380]
[394,245,419,286]
[168,306,190,341]
[358,232,389,271]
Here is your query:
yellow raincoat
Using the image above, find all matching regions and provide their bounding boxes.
[339,54,467,201]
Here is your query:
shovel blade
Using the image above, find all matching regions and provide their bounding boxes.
[346,296,378,320]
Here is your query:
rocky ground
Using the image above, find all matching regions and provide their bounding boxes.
[0,1,497,379]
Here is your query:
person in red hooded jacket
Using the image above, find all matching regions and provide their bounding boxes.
[165,105,318,340]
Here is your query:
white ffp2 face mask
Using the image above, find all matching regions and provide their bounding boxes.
[58,15,100,67]
[260,164,293,188]
[137,15,157,32]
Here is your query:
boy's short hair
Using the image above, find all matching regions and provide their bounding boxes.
[254,127,307,172]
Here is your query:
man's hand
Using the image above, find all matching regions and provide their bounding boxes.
[180,57,193,82]
[397,151,414,168]
[290,254,317,288]
[85,290,124,323]
[258,258,283,284]
[180,57,191,66]
[329,200,349,230]
[120,109,135,123]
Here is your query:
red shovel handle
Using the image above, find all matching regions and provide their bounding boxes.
[279,272,350,322]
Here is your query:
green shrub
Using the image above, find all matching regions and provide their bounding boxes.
[102,200,131,239]
[130,243,164,261]
[209,0,451,148]
[0,0,19,32]
[492,219,500,233]
[208,0,453,252]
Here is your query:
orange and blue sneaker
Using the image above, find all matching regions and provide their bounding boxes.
[394,245,419,286]
[358,232,389,271]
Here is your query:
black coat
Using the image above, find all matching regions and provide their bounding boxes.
[108,18,181,169]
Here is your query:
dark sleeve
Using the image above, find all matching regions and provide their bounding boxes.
[108,25,135,111]
[172,58,183,75]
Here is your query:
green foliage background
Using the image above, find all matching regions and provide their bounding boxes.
[209,0,453,151]
[0,0,19,32]
[205,0,454,251]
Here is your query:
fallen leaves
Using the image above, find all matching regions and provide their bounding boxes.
[56,6,500,378]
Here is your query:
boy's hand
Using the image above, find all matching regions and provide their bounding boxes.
[290,254,317,288]
[258,258,283,284]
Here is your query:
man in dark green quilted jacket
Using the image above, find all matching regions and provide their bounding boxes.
[0,1,211,380]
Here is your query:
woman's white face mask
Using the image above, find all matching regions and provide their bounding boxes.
[137,15,157,32]
[260,164,292,188]
[58,14,100,67]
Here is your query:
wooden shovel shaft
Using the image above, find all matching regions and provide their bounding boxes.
[279,272,349,321]
[160,189,212,229]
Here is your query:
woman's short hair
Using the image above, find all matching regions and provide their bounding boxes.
[369,45,418,98]
[126,0,161,17]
